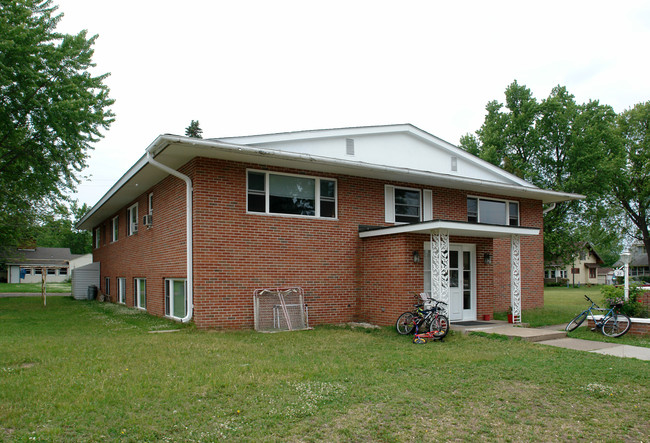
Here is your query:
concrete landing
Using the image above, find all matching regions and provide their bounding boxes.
[451,321,567,342]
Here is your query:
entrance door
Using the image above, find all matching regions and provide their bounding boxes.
[424,243,476,322]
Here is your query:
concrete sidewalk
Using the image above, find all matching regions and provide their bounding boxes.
[451,321,650,361]
[0,292,71,298]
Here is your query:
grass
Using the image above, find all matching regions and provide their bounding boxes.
[494,286,650,348]
[1,296,649,441]
[0,282,71,293]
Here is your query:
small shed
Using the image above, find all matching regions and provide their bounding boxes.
[71,262,100,300]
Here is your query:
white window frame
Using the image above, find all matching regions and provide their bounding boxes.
[104,277,110,295]
[148,193,153,215]
[111,216,119,242]
[94,227,101,248]
[134,278,146,310]
[385,185,432,224]
[246,169,337,219]
[127,203,138,236]
[117,277,126,304]
[467,195,519,226]
[165,278,187,320]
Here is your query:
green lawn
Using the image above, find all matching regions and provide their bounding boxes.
[1,297,649,441]
[494,286,650,348]
[0,282,71,293]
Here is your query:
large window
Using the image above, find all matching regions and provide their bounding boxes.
[247,171,336,218]
[127,203,138,235]
[117,278,126,304]
[467,197,519,226]
[165,278,187,320]
[111,216,119,242]
[134,278,146,310]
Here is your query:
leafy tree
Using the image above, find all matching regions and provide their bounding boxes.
[460,81,620,264]
[0,0,114,249]
[185,120,203,138]
[611,101,650,267]
[32,201,92,254]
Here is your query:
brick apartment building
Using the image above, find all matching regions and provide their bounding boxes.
[77,124,580,329]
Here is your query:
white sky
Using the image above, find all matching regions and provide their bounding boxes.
[53,0,650,207]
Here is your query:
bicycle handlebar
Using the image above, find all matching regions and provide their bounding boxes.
[584,294,600,309]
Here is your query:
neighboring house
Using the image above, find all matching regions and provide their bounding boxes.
[77,124,581,328]
[613,242,650,280]
[597,267,614,286]
[69,253,93,272]
[2,248,80,284]
[628,242,649,278]
[545,242,604,286]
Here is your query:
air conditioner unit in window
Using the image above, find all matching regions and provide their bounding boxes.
[142,214,153,227]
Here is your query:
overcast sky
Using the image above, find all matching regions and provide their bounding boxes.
[53,0,650,207]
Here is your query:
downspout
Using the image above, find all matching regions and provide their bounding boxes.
[543,202,556,215]
[145,152,193,323]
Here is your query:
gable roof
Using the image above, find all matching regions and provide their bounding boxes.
[3,247,78,266]
[77,124,583,230]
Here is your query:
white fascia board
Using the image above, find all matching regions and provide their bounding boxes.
[76,154,150,230]
[77,133,582,230]
[359,220,540,239]
[216,123,534,189]
[214,124,415,145]
[153,134,581,203]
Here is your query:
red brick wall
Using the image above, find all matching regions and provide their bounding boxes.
[492,199,544,313]
[92,162,193,317]
[92,156,545,328]
[587,319,650,336]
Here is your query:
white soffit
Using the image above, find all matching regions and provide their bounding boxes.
[358,220,540,239]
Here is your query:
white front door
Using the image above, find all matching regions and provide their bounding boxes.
[425,243,476,322]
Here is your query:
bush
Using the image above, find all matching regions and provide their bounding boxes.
[600,285,649,318]
[544,279,569,287]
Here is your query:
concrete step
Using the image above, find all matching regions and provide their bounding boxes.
[451,321,567,342]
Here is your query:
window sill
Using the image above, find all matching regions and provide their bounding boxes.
[246,211,338,221]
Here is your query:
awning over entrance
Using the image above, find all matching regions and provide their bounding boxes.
[359,220,540,324]
[358,219,539,239]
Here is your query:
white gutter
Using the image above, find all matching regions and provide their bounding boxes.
[145,151,193,323]
[146,135,583,204]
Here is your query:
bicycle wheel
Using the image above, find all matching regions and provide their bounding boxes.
[566,311,588,332]
[429,315,449,339]
[396,312,416,335]
[601,313,631,338]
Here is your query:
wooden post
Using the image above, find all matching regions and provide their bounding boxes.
[41,267,46,307]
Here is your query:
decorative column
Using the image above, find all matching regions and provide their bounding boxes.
[510,234,522,324]
[430,229,450,313]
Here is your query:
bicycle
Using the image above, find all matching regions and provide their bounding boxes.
[566,295,631,338]
[396,293,449,340]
